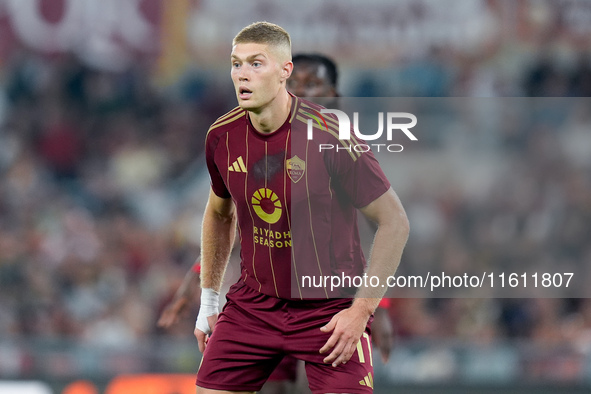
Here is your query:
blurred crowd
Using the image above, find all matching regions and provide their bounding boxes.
[0,51,226,348]
[1,27,591,382]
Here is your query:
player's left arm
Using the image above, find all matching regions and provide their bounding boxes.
[320,187,409,367]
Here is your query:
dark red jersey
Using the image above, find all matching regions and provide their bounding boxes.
[205,94,390,299]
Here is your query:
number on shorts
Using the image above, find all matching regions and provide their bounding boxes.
[355,332,373,366]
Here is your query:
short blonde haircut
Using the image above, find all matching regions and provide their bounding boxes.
[233,21,292,62]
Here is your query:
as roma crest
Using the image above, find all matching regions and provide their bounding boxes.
[286,156,305,183]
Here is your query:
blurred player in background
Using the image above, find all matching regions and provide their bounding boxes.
[288,53,338,99]
[158,262,202,328]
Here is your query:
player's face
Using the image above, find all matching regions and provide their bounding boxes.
[231,43,289,112]
[287,63,336,98]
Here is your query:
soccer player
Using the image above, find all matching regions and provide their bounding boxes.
[158,52,394,368]
[288,53,339,99]
[158,55,344,394]
[195,22,409,394]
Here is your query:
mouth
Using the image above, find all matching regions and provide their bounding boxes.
[239,87,252,100]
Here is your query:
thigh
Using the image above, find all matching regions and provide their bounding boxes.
[284,299,374,393]
[196,282,285,392]
[304,331,374,394]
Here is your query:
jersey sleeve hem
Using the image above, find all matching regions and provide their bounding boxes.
[354,182,391,210]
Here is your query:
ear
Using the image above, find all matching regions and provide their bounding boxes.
[280,61,293,81]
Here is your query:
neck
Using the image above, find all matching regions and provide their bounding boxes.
[249,90,292,134]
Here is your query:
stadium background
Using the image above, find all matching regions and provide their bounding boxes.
[1,0,591,393]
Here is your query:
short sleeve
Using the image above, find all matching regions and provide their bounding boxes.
[205,131,231,198]
[326,143,391,209]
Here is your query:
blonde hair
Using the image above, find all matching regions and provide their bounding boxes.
[233,21,291,61]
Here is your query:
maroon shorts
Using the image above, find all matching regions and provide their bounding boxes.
[267,355,298,382]
[196,281,374,393]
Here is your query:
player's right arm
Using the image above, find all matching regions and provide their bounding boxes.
[194,189,236,353]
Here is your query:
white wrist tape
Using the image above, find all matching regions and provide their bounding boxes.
[195,288,220,335]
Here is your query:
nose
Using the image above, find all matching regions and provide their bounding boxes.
[236,67,249,82]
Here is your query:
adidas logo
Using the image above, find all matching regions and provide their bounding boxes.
[229,156,247,173]
[358,372,374,388]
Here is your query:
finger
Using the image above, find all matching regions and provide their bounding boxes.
[322,343,345,367]
[194,328,206,353]
[320,316,337,333]
[319,332,339,354]
[335,341,358,366]
[322,338,347,364]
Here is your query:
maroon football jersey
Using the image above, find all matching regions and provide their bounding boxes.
[205,94,390,299]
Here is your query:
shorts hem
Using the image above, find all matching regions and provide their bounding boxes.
[196,379,262,392]
[311,389,372,394]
